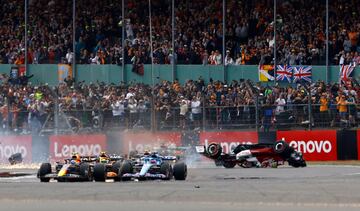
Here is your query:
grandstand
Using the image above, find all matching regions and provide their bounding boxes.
[0,0,359,135]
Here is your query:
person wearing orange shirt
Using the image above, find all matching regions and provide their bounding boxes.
[319,93,329,126]
[337,95,348,127]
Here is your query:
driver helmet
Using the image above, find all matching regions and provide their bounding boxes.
[99,151,108,158]
[71,152,81,164]
[99,151,109,163]
[144,150,150,156]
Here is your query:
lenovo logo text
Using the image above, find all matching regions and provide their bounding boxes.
[54,142,102,157]
[289,140,332,153]
[0,145,27,159]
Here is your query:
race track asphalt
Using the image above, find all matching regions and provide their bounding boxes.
[1,165,360,211]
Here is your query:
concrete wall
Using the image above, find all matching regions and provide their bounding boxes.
[0,64,359,86]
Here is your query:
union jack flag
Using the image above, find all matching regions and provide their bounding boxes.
[293,66,312,83]
[276,65,293,83]
[339,63,356,83]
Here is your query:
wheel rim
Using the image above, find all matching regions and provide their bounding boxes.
[208,145,218,156]
[275,143,284,151]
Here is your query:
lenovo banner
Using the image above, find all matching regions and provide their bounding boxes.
[199,131,258,154]
[0,136,32,163]
[49,134,107,162]
[277,130,337,161]
[121,132,182,154]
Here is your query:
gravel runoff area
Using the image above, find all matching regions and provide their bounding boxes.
[0,165,360,211]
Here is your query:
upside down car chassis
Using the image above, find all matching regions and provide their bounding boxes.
[196,141,306,168]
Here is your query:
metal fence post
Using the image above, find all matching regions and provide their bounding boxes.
[255,96,259,132]
[7,97,11,133]
[308,88,312,130]
[54,95,59,135]
[72,0,76,80]
[122,0,125,83]
[273,0,277,84]
[202,97,206,131]
[24,0,28,71]
[171,0,175,81]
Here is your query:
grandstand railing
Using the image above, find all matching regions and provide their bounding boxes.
[1,103,358,135]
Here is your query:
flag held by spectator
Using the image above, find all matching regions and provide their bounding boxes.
[58,64,72,83]
[276,65,293,83]
[258,65,275,82]
[339,63,356,83]
[293,66,312,83]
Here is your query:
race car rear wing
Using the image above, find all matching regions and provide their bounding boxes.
[195,146,205,154]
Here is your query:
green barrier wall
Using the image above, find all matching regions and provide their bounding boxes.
[0,64,359,86]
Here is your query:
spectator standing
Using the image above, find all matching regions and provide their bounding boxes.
[111,96,125,127]
[225,50,234,65]
[337,95,348,127]
[191,96,202,130]
[319,93,329,127]
[179,97,188,129]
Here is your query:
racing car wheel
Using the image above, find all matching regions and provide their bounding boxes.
[207,143,222,158]
[39,163,52,182]
[173,162,187,180]
[79,163,93,181]
[118,161,133,181]
[273,141,294,158]
[93,163,107,182]
[273,140,290,153]
[160,162,173,180]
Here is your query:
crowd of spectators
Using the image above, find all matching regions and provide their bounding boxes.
[0,71,359,134]
[1,0,359,66]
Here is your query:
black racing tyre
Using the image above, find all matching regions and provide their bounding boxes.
[173,162,187,180]
[112,161,122,173]
[93,163,106,182]
[112,161,122,181]
[223,161,236,169]
[39,163,51,182]
[160,162,173,180]
[79,163,92,181]
[273,141,290,154]
[207,143,222,158]
[118,161,133,181]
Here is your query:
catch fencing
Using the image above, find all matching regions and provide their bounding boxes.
[0,103,359,135]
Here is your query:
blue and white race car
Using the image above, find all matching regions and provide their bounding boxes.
[118,152,187,181]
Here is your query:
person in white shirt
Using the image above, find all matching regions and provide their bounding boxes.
[235,54,242,65]
[127,96,138,128]
[225,50,234,66]
[179,98,188,129]
[111,97,125,126]
[275,94,286,115]
[339,51,345,65]
[191,96,202,129]
[90,53,100,64]
[66,49,73,64]
[215,50,222,65]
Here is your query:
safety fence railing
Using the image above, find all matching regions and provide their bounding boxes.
[0,102,359,135]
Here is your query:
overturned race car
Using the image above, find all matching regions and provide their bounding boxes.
[196,140,306,168]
